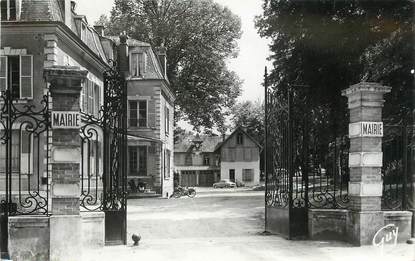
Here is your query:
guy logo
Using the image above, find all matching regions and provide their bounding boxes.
[372,224,399,247]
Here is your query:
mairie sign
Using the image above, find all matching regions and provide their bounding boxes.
[349,121,383,137]
[52,111,81,129]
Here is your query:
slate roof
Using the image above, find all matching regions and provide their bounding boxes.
[174,135,225,153]
[20,0,63,22]
[18,0,109,64]
[214,126,262,152]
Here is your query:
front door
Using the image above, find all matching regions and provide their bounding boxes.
[229,169,235,182]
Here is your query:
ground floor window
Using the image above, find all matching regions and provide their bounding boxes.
[164,149,171,179]
[242,169,254,182]
[129,146,147,176]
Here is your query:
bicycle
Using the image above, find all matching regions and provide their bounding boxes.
[171,186,196,198]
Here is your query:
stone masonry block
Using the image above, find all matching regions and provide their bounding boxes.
[52,95,80,111]
[349,137,382,153]
[52,130,80,145]
[347,211,384,246]
[51,197,80,215]
[350,107,382,123]
[349,196,381,211]
[349,167,382,182]
[349,182,382,197]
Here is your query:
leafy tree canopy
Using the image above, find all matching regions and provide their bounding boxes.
[256,0,414,130]
[99,0,242,130]
[231,100,264,144]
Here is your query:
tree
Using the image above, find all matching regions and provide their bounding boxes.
[231,100,264,144]
[255,0,414,135]
[102,0,242,130]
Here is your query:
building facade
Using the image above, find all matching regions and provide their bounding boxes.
[174,134,222,187]
[114,38,175,198]
[216,127,261,187]
[174,127,262,187]
[0,0,110,206]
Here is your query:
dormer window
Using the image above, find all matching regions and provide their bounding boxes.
[1,0,17,21]
[130,52,146,77]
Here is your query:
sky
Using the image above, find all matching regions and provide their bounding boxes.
[76,0,271,103]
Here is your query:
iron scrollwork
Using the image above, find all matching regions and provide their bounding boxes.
[0,90,50,216]
[80,61,127,213]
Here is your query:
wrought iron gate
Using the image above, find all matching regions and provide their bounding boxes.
[381,121,413,210]
[265,83,309,239]
[0,90,50,258]
[264,73,350,239]
[80,63,127,245]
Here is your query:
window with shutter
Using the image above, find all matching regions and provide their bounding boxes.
[138,100,147,127]
[88,80,94,115]
[20,55,33,99]
[1,0,17,21]
[165,106,170,136]
[0,56,7,92]
[128,101,138,127]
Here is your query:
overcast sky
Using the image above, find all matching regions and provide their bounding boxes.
[76,0,271,103]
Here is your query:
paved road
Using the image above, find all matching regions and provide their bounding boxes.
[84,190,415,261]
[126,190,265,240]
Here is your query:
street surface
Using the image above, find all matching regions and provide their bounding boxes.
[84,188,415,261]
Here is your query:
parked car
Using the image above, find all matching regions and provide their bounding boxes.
[213,179,236,188]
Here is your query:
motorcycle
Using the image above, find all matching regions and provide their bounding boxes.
[171,186,196,198]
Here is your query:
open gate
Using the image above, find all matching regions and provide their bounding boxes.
[265,85,308,239]
[0,90,50,259]
[80,63,127,245]
[381,121,413,210]
[264,73,350,239]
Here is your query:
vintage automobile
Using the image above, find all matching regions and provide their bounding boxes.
[213,179,236,188]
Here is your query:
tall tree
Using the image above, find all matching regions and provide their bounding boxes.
[256,0,414,132]
[102,0,242,130]
[231,100,264,144]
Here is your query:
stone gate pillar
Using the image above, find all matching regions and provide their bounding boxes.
[44,66,87,261]
[342,82,391,246]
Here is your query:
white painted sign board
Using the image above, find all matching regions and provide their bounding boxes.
[361,122,383,137]
[349,122,383,137]
[52,111,81,129]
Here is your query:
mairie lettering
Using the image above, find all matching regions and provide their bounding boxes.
[361,122,383,136]
[52,112,81,128]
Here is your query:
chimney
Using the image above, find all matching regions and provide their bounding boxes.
[94,25,105,36]
[118,33,129,76]
[60,0,72,28]
[155,44,167,78]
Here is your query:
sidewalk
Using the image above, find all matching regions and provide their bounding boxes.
[83,235,415,261]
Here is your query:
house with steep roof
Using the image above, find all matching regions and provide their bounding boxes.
[174,134,222,187]
[215,127,262,187]
[174,127,262,187]
[109,37,175,198]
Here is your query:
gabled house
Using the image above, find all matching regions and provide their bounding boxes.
[174,127,262,187]
[174,134,222,187]
[215,127,262,186]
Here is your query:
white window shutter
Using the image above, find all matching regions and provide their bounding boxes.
[0,56,7,92]
[20,55,33,99]
[143,53,147,73]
